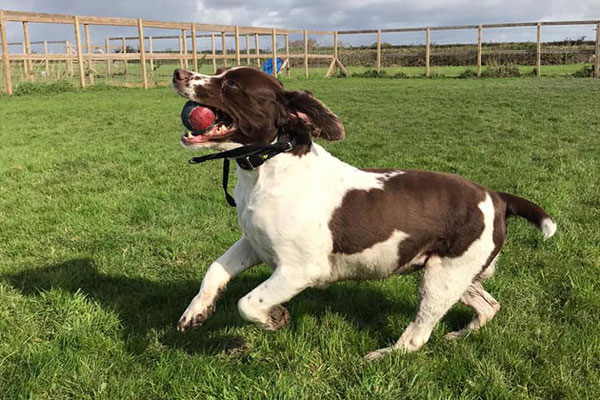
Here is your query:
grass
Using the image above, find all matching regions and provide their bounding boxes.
[1,76,599,399]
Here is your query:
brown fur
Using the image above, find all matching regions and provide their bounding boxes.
[329,170,493,268]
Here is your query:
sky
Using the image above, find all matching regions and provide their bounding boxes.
[1,0,599,52]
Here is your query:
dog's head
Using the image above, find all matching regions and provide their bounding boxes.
[172,67,344,154]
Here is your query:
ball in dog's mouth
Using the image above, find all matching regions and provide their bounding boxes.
[180,101,237,144]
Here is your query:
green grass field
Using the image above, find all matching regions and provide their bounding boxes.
[1,76,599,399]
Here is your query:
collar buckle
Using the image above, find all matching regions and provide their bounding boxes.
[236,154,266,170]
[283,141,293,152]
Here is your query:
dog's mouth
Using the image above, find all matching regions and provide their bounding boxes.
[181,105,238,145]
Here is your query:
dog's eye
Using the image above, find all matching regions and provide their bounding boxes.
[224,79,240,89]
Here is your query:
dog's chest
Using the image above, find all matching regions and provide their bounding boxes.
[232,144,403,273]
[234,154,339,266]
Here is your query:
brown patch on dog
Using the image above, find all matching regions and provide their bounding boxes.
[329,170,489,266]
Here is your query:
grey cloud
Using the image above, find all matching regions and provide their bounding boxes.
[1,0,598,49]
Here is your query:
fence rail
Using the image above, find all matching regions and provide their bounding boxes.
[1,9,599,95]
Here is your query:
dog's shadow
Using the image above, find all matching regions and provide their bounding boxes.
[2,258,471,355]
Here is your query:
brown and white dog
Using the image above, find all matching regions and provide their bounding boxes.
[172,67,556,360]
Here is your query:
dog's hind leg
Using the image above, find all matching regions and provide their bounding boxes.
[445,280,500,340]
[364,255,485,361]
[178,236,261,332]
[237,265,315,331]
[364,193,498,360]
[445,257,500,340]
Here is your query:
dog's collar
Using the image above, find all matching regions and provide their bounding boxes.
[188,140,294,207]
[188,140,293,170]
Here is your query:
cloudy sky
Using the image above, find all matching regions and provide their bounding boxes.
[2,0,599,51]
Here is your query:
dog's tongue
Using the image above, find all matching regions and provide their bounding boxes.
[181,101,216,132]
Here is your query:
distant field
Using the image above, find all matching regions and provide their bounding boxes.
[1,77,599,399]
[0,58,593,92]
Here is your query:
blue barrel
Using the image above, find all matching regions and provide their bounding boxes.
[262,58,284,75]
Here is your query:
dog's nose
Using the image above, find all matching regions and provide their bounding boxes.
[173,68,192,82]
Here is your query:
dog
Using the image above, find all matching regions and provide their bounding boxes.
[172,67,556,360]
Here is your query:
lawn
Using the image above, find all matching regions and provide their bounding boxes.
[0,76,599,399]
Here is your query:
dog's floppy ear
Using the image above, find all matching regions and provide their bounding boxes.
[284,90,345,141]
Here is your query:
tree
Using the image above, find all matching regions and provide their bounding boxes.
[289,38,319,49]
[114,45,137,54]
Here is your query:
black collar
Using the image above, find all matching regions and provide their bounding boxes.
[188,140,294,207]
[188,141,293,170]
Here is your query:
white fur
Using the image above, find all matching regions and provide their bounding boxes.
[329,230,410,282]
[540,217,557,240]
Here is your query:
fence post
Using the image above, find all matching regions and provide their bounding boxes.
[177,34,182,68]
[137,18,148,89]
[21,42,25,80]
[44,40,49,78]
[182,29,188,69]
[221,31,227,67]
[66,41,73,78]
[303,30,308,78]
[191,24,198,72]
[211,33,216,73]
[84,24,94,85]
[333,30,338,59]
[255,33,260,68]
[425,27,430,77]
[595,22,600,78]
[334,30,338,67]
[23,22,33,82]
[0,10,13,95]
[326,30,338,77]
[73,16,86,88]
[148,36,153,77]
[376,29,381,73]
[272,28,277,77]
[105,38,111,77]
[285,33,290,77]
[477,25,482,77]
[122,37,128,75]
[536,22,541,77]
[246,34,250,65]
[235,26,241,66]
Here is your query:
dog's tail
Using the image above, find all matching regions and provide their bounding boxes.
[498,192,557,239]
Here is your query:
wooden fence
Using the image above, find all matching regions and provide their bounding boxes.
[0,10,343,95]
[1,9,599,95]
[338,20,600,77]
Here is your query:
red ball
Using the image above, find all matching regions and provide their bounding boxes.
[181,101,216,131]
[188,106,216,131]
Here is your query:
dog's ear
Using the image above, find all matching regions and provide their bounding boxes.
[283,90,345,141]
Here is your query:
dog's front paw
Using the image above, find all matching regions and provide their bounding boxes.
[177,312,207,332]
[177,303,216,332]
[265,305,290,330]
